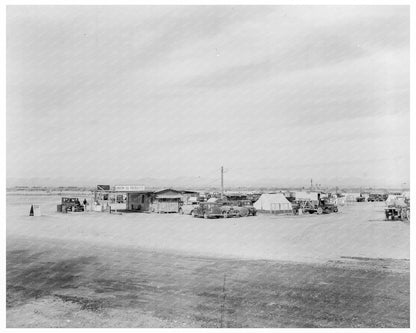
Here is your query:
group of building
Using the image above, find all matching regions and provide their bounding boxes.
[89,185,410,215]
[91,185,332,214]
[93,185,202,213]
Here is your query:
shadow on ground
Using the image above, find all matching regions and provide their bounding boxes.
[7,237,410,328]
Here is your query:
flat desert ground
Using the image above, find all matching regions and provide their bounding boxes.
[6,193,410,328]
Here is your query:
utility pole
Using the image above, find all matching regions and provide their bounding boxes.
[221,166,224,199]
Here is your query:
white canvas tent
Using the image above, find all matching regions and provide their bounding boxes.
[386,194,407,207]
[334,196,346,206]
[345,193,360,202]
[254,193,293,214]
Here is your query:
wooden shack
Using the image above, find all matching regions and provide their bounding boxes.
[126,191,154,212]
[152,194,182,213]
[151,189,183,213]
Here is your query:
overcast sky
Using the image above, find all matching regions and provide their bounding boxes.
[7,6,409,188]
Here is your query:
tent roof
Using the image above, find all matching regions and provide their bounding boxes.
[254,193,292,210]
[402,191,410,198]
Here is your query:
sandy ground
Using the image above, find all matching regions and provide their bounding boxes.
[7,194,410,263]
[7,236,410,328]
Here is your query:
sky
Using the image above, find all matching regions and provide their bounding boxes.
[6,5,410,188]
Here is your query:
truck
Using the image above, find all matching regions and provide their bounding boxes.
[294,198,338,215]
[385,198,410,221]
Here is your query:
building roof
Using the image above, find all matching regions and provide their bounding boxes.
[155,188,181,194]
[156,194,182,199]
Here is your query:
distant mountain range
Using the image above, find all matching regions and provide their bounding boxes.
[6,176,409,191]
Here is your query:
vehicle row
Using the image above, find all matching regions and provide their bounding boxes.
[180,200,257,219]
[365,194,388,202]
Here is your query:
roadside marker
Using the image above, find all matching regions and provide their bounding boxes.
[29,204,41,216]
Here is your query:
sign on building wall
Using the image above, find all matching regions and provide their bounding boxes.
[114,185,146,192]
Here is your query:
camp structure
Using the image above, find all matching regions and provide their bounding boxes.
[402,191,410,199]
[344,192,361,203]
[151,189,183,213]
[386,194,407,207]
[125,191,154,212]
[253,193,293,214]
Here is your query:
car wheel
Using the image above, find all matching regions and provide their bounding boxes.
[240,208,248,217]
[203,213,208,219]
[333,207,338,213]
[317,207,323,215]
[222,211,228,219]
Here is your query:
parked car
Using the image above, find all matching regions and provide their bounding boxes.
[217,201,239,218]
[179,201,199,215]
[368,194,387,202]
[232,200,257,216]
[192,203,223,219]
